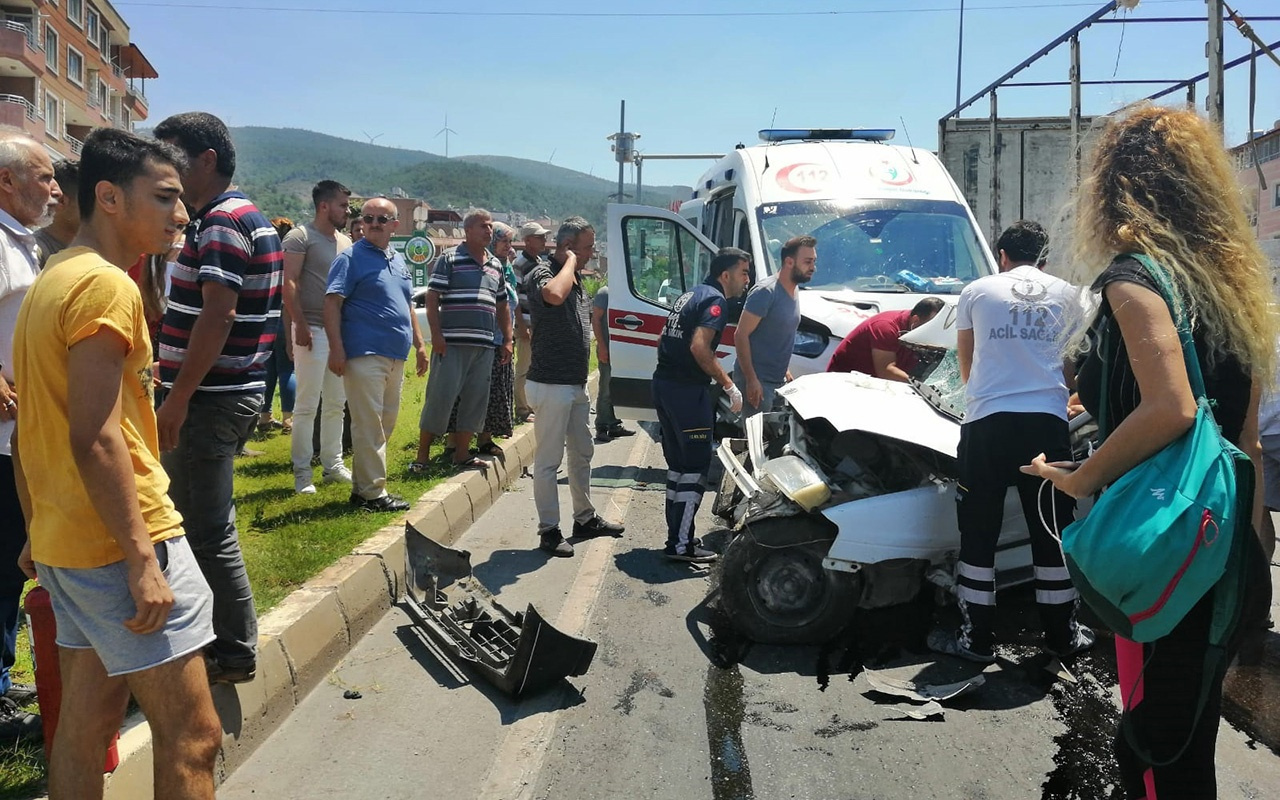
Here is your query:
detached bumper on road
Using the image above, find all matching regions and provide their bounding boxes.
[403,522,597,696]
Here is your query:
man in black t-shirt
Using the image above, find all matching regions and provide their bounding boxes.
[653,248,751,562]
[525,217,624,557]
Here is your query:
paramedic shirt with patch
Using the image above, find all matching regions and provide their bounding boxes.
[158,191,283,393]
[428,245,508,346]
[956,264,1078,423]
[654,280,728,385]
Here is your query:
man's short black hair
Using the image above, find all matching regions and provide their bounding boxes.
[996,220,1048,266]
[53,159,79,197]
[79,128,187,220]
[709,246,750,279]
[312,179,350,209]
[781,235,817,264]
[153,111,235,177]
[910,297,945,321]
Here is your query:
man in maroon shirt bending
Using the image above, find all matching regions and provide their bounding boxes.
[826,297,943,381]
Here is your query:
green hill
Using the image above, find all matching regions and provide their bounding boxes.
[199,126,689,227]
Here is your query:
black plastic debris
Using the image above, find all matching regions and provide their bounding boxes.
[402,522,597,696]
[343,690,362,700]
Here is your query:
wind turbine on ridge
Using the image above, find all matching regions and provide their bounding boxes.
[435,114,458,158]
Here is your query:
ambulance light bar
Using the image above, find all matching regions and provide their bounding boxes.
[758,129,895,143]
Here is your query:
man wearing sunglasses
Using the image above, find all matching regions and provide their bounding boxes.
[324,199,429,512]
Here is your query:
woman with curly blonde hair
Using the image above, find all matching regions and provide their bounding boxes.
[1026,103,1275,798]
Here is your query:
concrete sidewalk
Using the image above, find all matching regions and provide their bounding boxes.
[95,416,548,799]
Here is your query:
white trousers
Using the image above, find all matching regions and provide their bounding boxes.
[291,325,348,478]
[526,380,596,533]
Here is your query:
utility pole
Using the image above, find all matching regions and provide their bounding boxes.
[606,100,640,203]
[955,0,965,111]
[1206,0,1225,130]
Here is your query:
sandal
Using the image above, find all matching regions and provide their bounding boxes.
[450,455,488,471]
[476,442,504,457]
[408,461,430,475]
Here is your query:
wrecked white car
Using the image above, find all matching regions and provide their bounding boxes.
[711,328,1091,645]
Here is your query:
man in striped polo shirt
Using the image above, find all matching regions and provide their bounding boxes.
[154,112,283,685]
[412,208,513,470]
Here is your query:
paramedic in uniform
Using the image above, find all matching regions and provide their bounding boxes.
[652,248,751,563]
[928,220,1094,662]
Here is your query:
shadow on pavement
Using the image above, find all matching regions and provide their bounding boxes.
[471,547,553,595]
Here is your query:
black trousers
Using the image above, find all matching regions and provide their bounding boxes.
[955,412,1078,653]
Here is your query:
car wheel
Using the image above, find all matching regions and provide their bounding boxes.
[717,516,862,644]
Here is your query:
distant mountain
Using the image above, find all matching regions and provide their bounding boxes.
[199,127,688,227]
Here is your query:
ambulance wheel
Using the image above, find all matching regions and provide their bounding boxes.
[717,516,861,644]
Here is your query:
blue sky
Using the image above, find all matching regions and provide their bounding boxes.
[121,0,1280,188]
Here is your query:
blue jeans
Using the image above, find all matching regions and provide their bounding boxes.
[0,457,27,693]
[263,336,296,415]
[160,392,261,669]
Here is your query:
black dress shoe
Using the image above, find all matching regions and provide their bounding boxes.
[350,493,410,512]
[539,528,574,557]
[573,515,625,538]
[606,424,636,438]
[205,657,257,684]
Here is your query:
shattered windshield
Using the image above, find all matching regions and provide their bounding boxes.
[756,199,993,294]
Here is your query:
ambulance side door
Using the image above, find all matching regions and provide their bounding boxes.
[605,204,724,419]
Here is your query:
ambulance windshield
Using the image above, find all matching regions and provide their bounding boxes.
[756,199,993,294]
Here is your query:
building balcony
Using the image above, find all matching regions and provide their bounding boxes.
[124,83,147,115]
[0,22,43,77]
[0,93,42,137]
[63,132,83,156]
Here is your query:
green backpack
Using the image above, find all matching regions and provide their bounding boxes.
[1061,253,1256,763]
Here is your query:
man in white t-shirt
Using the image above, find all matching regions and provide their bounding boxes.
[928,220,1093,663]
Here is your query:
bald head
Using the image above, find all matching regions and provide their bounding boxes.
[359,198,398,248]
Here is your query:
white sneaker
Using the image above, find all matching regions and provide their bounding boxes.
[322,466,353,485]
[295,476,317,495]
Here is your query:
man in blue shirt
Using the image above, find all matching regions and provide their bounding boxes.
[324,198,429,512]
[653,248,751,562]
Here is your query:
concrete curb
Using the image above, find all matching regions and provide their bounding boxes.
[96,414,546,799]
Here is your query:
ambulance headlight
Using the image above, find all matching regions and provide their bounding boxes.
[793,330,828,358]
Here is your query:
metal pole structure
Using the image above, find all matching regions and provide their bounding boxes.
[1207,0,1225,129]
[989,90,1000,242]
[617,100,625,202]
[1187,82,1197,107]
[955,0,965,111]
[635,157,643,205]
[1070,34,1081,184]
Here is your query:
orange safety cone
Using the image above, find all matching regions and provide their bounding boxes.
[23,585,119,772]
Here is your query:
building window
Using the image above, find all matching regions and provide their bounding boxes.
[44,93,58,136]
[44,26,57,72]
[67,0,83,27]
[66,46,83,86]
[1274,183,1280,210]
[86,7,99,46]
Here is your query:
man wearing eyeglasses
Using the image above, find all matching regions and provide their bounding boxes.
[323,199,429,512]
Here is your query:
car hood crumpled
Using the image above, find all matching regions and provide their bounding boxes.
[776,372,961,458]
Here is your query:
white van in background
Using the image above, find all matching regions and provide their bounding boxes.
[604,128,998,418]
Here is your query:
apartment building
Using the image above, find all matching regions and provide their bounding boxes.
[1234,122,1280,243]
[0,0,155,160]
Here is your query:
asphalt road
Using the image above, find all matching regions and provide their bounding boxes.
[218,420,1280,800]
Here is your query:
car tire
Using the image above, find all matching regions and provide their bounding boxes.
[716,515,862,645]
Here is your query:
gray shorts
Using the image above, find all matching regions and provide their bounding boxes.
[732,366,783,418]
[35,535,215,677]
[1262,434,1280,510]
[420,343,495,435]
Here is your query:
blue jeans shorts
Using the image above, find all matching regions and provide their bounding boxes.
[35,535,215,677]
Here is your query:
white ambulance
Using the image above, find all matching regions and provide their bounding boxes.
[603,128,997,417]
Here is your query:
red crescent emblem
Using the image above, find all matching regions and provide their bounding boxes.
[709,305,722,317]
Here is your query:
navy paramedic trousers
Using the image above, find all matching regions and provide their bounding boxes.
[653,378,714,555]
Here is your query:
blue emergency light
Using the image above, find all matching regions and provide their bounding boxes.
[758,129,896,143]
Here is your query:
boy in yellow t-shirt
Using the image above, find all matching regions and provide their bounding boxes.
[13,128,221,799]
